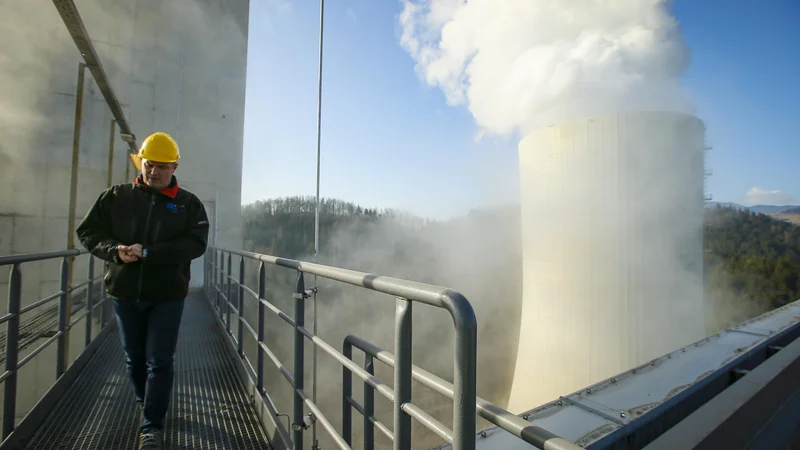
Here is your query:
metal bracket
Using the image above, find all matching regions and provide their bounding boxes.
[292,413,316,431]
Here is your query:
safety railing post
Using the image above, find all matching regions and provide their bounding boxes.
[394,298,412,450]
[216,250,222,313]
[56,256,70,378]
[237,256,244,355]
[450,294,478,450]
[3,265,22,439]
[100,262,108,327]
[293,272,306,450]
[226,253,232,334]
[85,256,94,348]
[364,354,375,450]
[256,262,266,393]
[342,342,352,446]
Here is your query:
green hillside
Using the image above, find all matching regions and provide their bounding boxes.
[704,205,800,330]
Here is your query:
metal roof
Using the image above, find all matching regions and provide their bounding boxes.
[434,299,800,449]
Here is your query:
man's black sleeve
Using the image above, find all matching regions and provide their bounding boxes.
[76,187,122,264]
[143,195,209,264]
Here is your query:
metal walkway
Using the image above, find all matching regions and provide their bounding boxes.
[22,291,271,450]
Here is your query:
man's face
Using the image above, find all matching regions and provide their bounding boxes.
[142,159,177,190]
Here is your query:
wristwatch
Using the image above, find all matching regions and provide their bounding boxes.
[142,248,148,259]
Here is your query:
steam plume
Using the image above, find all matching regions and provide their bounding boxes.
[399,0,692,136]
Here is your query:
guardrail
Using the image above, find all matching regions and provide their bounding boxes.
[0,249,110,440]
[343,335,583,450]
[204,246,582,450]
[204,246,478,450]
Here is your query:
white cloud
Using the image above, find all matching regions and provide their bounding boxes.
[744,187,796,206]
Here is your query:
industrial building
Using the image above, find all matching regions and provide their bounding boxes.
[0,0,247,423]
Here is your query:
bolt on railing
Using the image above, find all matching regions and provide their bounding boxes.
[0,249,111,440]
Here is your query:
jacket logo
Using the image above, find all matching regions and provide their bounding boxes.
[166,203,178,212]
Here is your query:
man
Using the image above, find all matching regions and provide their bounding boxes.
[77,131,209,450]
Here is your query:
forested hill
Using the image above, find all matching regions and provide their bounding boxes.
[242,197,800,329]
[704,205,800,328]
[242,197,430,259]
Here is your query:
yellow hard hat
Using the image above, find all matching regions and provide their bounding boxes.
[138,132,180,163]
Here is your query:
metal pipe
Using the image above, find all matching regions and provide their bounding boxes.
[0,249,83,266]
[257,262,266,393]
[3,264,21,439]
[293,272,306,450]
[64,62,86,367]
[100,262,108,327]
[85,257,94,348]
[226,253,232,334]
[394,298,412,450]
[342,340,352,445]
[57,257,70,378]
[52,0,138,154]
[364,354,375,450]
[312,0,326,446]
[107,120,115,187]
[238,257,245,356]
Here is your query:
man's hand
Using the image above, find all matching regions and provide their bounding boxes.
[127,244,144,258]
[117,245,141,263]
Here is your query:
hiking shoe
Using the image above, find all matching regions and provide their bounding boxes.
[139,427,163,449]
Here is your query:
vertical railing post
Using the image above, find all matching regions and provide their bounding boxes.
[257,262,266,393]
[237,256,245,355]
[450,295,478,450]
[85,256,94,348]
[364,354,375,450]
[3,265,22,439]
[342,342,352,446]
[394,298,412,450]
[226,253,232,334]
[293,272,306,450]
[216,250,222,313]
[57,257,70,378]
[100,262,108,327]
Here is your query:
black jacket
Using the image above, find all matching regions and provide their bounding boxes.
[76,176,209,302]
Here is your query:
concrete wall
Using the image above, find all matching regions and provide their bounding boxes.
[507,111,707,412]
[0,0,248,422]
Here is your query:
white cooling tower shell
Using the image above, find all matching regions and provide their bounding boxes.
[507,111,707,413]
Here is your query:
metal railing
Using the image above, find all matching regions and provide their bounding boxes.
[343,336,583,450]
[204,246,582,450]
[204,247,479,450]
[0,249,110,440]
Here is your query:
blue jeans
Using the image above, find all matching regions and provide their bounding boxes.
[113,299,185,431]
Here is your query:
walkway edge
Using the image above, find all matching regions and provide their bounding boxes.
[0,321,117,450]
[202,291,286,450]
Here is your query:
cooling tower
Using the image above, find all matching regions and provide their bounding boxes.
[507,111,707,413]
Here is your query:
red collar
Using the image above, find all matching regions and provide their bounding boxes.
[135,176,179,198]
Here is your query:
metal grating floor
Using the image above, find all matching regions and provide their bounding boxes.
[24,292,271,450]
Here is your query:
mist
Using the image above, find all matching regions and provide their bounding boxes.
[241,204,523,449]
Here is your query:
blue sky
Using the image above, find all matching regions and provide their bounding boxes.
[241,0,799,219]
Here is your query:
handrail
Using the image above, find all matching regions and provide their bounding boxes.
[204,246,478,450]
[0,250,111,440]
[343,335,583,450]
[0,249,82,266]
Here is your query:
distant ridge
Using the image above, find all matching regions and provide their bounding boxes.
[705,202,800,214]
